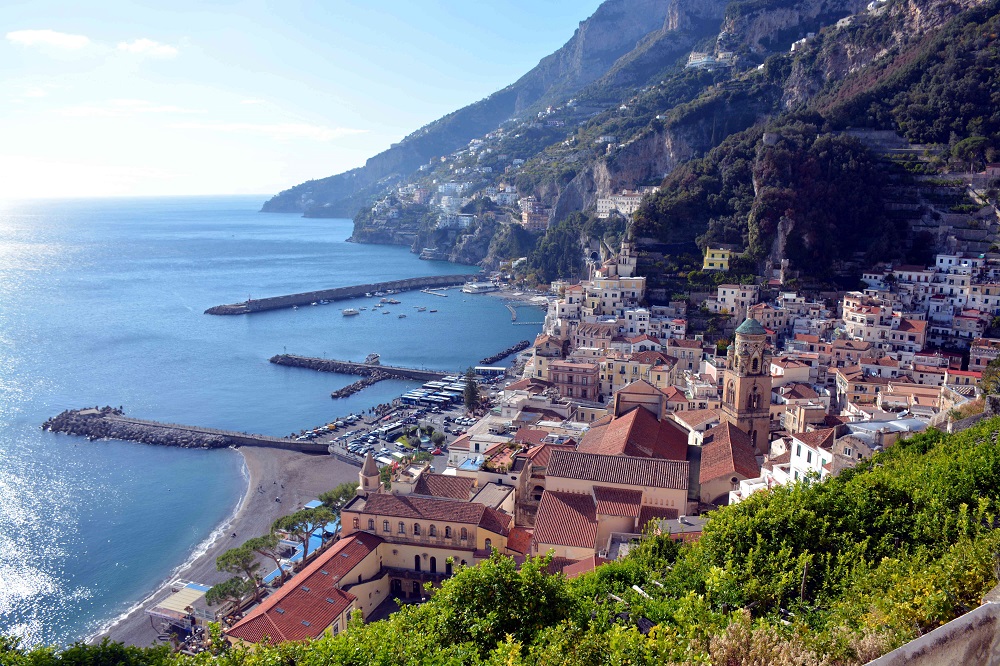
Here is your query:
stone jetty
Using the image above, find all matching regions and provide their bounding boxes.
[43,407,329,453]
[330,371,391,399]
[205,274,478,315]
[270,354,447,382]
[479,340,531,365]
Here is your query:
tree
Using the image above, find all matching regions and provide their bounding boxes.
[205,576,254,609]
[980,356,1000,394]
[273,506,335,562]
[431,431,446,446]
[319,481,358,518]
[215,545,262,600]
[243,533,287,585]
[463,367,480,411]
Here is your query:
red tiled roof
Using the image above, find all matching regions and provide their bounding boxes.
[547,450,689,490]
[793,428,836,451]
[513,427,549,446]
[593,486,642,517]
[517,442,576,468]
[674,408,721,429]
[533,491,597,549]
[561,555,610,578]
[577,406,688,461]
[360,494,511,535]
[413,473,474,501]
[699,422,760,483]
[898,318,927,333]
[660,386,687,403]
[637,505,679,529]
[504,378,532,391]
[631,350,677,367]
[506,526,534,555]
[667,339,702,349]
[226,532,382,644]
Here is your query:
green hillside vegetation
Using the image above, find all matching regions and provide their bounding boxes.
[9,418,1000,664]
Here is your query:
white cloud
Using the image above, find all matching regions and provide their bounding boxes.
[57,99,202,117]
[6,29,90,50]
[117,38,178,58]
[170,122,367,141]
[240,99,265,105]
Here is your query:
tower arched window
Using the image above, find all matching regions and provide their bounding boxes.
[725,381,735,405]
[751,356,760,373]
[747,386,761,411]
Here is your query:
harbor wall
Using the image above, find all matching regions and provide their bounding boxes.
[269,354,448,382]
[205,274,479,315]
[43,407,329,454]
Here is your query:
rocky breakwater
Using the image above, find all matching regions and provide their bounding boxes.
[43,407,229,449]
[480,340,531,366]
[330,370,392,400]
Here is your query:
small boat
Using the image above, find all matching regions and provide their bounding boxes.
[292,305,299,310]
[380,298,389,304]
[415,307,426,312]
[382,311,390,315]
[359,307,367,311]
[311,302,318,306]
[365,293,372,298]
[319,300,329,305]
[386,298,401,304]
[364,353,381,365]
[430,309,438,313]
[398,314,407,319]
[342,308,360,316]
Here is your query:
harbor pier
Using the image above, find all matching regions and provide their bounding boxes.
[269,354,448,382]
[205,274,478,315]
[43,407,330,453]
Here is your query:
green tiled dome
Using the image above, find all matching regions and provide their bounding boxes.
[735,318,767,335]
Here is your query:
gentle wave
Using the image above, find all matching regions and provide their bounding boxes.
[84,450,249,643]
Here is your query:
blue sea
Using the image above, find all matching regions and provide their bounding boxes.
[0,195,539,647]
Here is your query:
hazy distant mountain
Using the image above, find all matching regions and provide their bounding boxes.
[261,0,729,217]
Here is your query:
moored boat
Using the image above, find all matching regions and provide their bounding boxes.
[342,308,360,316]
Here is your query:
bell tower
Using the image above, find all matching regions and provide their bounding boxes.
[358,453,381,496]
[721,318,772,455]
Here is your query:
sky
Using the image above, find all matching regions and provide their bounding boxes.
[0,0,605,199]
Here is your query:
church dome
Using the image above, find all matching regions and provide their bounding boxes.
[735,318,767,336]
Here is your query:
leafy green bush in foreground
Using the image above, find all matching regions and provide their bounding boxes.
[7,419,1000,665]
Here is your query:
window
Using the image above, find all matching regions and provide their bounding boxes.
[445,526,452,539]
[398,521,405,534]
[485,538,492,549]
[429,525,436,537]
[368,518,375,531]
[413,523,421,536]
[796,444,801,457]
[807,451,812,463]
[383,520,390,533]
[352,517,359,529]
[460,527,468,541]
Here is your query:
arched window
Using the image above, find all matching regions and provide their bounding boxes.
[751,356,760,373]
[367,518,375,530]
[429,525,437,537]
[352,517,359,529]
[413,523,421,536]
[445,526,452,539]
[725,381,735,405]
[747,386,760,410]
[383,520,390,533]
[460,527,468,541]
[485,538,492,550]
[398,521,405,534]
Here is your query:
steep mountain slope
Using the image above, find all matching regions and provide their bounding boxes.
[260,0,729,217]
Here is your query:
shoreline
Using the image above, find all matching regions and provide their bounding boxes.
[93,446,362,647]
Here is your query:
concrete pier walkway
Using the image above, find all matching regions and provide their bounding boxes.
[205,274,477,315]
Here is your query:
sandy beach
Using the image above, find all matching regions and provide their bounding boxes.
[95,446,362,647]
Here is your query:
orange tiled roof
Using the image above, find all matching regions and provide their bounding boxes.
[506,526,534,555]
[593,486,642,517]
[577,406,688,460]
[226,532,382,644]
[547,450,688,490]
[793,428,836,451]
[533,491,597,549]
[699,422,760,483]
[413,473,474,501]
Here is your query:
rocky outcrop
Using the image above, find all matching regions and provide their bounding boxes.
[262,0,683,218]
